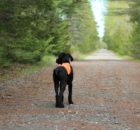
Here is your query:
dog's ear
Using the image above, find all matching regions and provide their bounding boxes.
[56,52,65,64]
[68,54,74,61]
[56,58,61,64]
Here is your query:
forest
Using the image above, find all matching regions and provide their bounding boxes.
[0,0,140,68]
[104,0,140,59]
[0,0,99,68]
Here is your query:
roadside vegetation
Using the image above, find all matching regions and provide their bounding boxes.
[129,0,140,59]
[104,0,133,56]
[0,0,99,80]
[1,0,140,80]
[0,0,99,69]
[104,0,140,60]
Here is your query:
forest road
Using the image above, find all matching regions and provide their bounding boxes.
[0,49,140,130]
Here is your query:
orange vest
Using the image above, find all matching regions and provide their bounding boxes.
[61,63,71,75]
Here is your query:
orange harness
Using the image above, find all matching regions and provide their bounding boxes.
[58,63,71,75]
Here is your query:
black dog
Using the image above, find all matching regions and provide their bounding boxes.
[53,53,74,108]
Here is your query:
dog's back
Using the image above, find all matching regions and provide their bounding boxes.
[53,66,67,82]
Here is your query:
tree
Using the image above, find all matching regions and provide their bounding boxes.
[0,0,74,66]
[104,0,132,56]
[0,0,99,67]
[129,0,140,59]
[69,1,99,53]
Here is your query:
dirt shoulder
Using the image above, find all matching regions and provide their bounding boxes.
[0,60,140,130]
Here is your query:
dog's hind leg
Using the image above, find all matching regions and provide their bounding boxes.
[68,83,74,104]
[54,81,59,107]
[54,81,59,96]
[58,80,67,108]
[53,70,60,107]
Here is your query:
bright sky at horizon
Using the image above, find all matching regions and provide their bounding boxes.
[89,0,107,39]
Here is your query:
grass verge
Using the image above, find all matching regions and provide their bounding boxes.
[0,55,56,82]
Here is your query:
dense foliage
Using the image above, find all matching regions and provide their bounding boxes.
[69,2,99,54]
[103,0,133,56]
[104,0,140,59]
[0,0,99,67]
[129,0,140,59]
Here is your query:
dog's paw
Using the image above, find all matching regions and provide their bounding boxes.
[69,101,74,104]
[56,104,64,108]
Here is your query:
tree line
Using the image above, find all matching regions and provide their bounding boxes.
[104,0,140,59]
[130,0,140,59]
[0,0,99,67]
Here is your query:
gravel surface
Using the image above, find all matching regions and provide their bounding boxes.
[0,59,140,130]
[86,49,121,60]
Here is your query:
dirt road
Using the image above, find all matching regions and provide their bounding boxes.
[0,50,140,130]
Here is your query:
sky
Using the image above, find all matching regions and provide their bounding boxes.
[89,0,107,39]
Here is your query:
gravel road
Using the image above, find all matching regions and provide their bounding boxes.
[0,50,140,130]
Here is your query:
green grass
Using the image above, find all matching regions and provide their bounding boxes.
[0,55,56,82]
[18,55,56,74]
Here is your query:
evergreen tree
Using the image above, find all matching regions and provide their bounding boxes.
[69,1,99,53]
[0,0,99,67]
